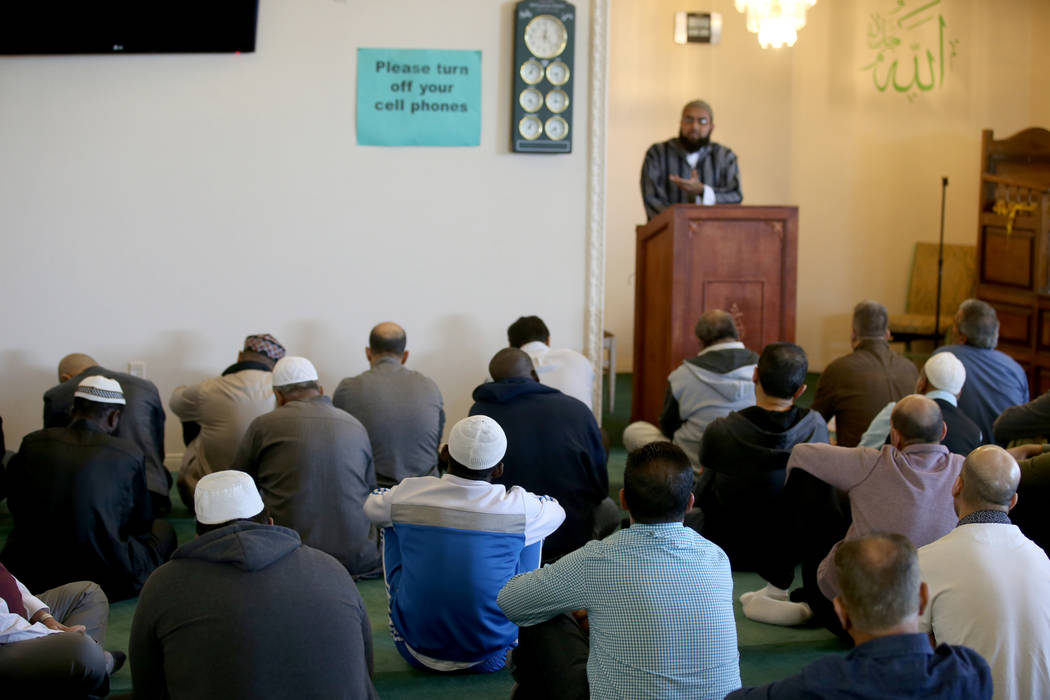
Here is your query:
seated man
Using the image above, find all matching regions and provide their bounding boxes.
[811,300,918,447]
[623,310,758,490]
[727,534,992,699]
[131,471,378,699]
[44,352,171,514]
[933,298,1029,442]
[994,389,1050,445]
[699,342,829,570]
[507,315,595,410]
[332,322,445,487]
[232,356,380,579]
[471,348,615,561]
[919,445,1050,700]
[743,395,963,631]
[1004,444,1050,555]
[364,416,565,674]
[169,333,285,510]
[0,569,122,697]
[498,442,741,700]
[3,377,176,600]
[860,351,982,455]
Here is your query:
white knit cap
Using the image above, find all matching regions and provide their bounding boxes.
[924,352,966,395]
[272,356,319,388]
[195,471,265,525]
[74,376,125,405]
[448,416,507,470]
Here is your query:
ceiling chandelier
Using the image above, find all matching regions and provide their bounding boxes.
[735,0,817,49]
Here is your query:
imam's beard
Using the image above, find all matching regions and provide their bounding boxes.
[678,133,710,153]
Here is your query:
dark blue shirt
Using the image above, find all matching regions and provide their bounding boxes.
[726,633,991,699]
[931,344,1029,444]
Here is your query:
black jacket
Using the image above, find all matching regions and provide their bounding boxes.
[470,378,608,560]
[43,365,170,504]
[2,421,156,599]
[698,406,829,569]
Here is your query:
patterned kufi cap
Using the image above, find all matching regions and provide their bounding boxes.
[243,334,286,361]
[74,375,126,405]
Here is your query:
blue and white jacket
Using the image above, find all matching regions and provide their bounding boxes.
[364,474,565,670]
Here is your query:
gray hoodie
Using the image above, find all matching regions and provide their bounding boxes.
[659,343,759,476]
[130,522,378,700]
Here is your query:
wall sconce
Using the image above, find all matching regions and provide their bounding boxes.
[673,12,723,44]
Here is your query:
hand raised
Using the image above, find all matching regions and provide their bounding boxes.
[668,168,704,195]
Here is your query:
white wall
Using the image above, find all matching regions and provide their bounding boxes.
[606,0,1050,372]
[0,0,595,450]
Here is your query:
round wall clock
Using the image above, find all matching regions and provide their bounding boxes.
[524,14,568,59]
[519,115,543,140]
[545,116,569,140]
[545,88,569,113]
[546,60,570,86]
[519,88,544,112]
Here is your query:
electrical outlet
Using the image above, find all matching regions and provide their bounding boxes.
[128,361,146,378]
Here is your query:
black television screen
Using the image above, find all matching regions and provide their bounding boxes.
[0,1,260,55]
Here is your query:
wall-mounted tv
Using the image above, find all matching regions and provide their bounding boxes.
[0,1,260,55]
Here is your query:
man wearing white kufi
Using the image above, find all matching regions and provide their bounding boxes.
[2,375,177,601]
[859,351,982,455]
[365,415,565,673]
[130,471,379,699]
[231,356,381,578]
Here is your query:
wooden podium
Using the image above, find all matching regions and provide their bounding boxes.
[632,205,798,422]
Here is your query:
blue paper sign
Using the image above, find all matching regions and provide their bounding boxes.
[357,48,482,147]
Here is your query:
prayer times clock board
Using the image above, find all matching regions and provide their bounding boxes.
[512,0,575,153]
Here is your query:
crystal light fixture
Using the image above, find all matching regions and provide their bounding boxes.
[734,0,817,49]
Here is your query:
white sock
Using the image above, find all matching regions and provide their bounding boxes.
[739,582,790,605]
[741,594,813,626]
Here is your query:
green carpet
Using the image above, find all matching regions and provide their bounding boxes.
[0,370,843,697]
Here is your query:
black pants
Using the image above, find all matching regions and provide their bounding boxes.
[755,469,852,639]
[510,614,589,700]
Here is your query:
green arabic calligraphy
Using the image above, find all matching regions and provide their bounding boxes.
[860,0,957,99]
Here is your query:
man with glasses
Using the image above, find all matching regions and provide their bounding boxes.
[640,99,742,220]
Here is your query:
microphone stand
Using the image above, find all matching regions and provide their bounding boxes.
[933,176,949,344]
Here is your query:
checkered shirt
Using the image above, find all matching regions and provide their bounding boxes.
[498,522,741,699]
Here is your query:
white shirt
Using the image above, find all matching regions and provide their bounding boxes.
[685,151,716,205]
[0,576,56,645]
[919,522,1050,700]
[519,341,596,410]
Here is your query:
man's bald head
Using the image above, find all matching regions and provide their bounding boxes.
[489,348,535,382]
[369,322,407,357]
[694,310,739,348]
[890,394,945,447]
[58,353,97,382]
[960,445,1021,510]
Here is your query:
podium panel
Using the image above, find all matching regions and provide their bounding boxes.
[632,205,798,422]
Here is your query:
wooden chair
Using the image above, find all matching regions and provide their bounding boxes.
[888,242,976,350]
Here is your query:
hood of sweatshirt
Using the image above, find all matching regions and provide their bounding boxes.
[706,408,828,472]
[681,360,757,403]
[172,521,301,572]
[472,376,560,404]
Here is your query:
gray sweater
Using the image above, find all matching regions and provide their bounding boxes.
[130,522,378,700]
[233,395,380,577]
[332,357,444,488]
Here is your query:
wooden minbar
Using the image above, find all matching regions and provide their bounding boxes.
[975,128,1050,394]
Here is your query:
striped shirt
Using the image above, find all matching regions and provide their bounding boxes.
[498,522,741,699]
[641,138,742,220]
